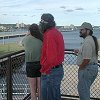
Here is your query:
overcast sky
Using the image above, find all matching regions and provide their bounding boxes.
[0,0,100,26]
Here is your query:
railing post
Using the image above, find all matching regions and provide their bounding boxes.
[6,56,13,100]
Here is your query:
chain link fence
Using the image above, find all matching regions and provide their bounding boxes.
[0,50,100,100]
[61,51,100,99]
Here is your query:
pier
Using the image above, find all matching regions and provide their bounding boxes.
[0,33,26,39]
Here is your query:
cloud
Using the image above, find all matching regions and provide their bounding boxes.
[75,7,84,11]
[0,0,100,25]
[0,0,23,7]
[31,15,36,17]
[60,6,66,9]
[2,14,7,16]
[97,8,100,11]
[1,4,21,8]
[36,9,43,10]
[65,9,74,12]
[24,15,27,16]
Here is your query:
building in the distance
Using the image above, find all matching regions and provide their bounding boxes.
[16,23,20,28]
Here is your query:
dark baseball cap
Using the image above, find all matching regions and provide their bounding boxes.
[41,13,54,23]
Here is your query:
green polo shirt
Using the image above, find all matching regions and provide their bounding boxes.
[22,35,42,62]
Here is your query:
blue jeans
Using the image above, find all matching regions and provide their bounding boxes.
[78,64,98,100]
[41,65,64,100]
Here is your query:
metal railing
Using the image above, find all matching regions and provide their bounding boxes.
[0,50,26,100]
[0,49,100,100]
[61,49,100,99]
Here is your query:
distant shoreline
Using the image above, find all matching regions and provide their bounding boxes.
[0,33,26,40]
[60,30,76,32]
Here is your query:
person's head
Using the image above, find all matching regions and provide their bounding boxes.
[80,22,99,55]
[39,13,56,33]
[79,22,93,38]
[29,23,43,41]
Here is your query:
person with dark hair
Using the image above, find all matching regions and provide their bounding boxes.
[22,23,43,100]
[76,22,99,100]
[39,13,64,100]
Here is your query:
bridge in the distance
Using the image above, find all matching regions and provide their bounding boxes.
[0,33,26,39]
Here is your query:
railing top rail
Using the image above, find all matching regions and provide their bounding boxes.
[0,49,74,59]
[0,50,25,59]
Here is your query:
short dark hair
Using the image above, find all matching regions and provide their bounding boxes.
[29,24,43,41]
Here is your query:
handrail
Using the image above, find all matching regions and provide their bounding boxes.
[0,50,25,59]
[0,49,100,100]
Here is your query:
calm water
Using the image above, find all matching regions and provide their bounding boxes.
[63,29,100,49]
[0,29,100,49]
[0,29,27,45]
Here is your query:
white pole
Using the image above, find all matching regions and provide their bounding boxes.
[3,36,5,45]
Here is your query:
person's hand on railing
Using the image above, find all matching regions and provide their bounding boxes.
[98,60,100,67]
[73,49,79,54]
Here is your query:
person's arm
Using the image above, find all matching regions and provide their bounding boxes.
[40,32,57,74]
[79,41,92,69]
[19,37,25,46]
[79,59,90,70]
[46,32,57,66]
[73,49,79,54]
